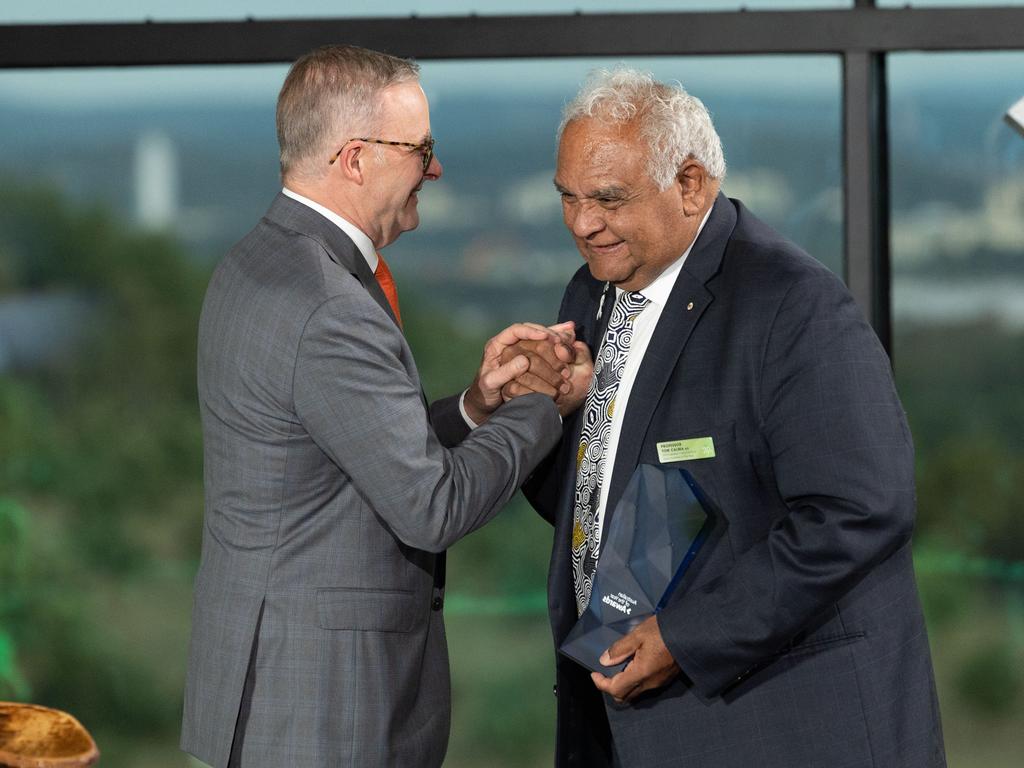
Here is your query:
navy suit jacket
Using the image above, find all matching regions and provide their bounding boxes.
[526,195,946,768]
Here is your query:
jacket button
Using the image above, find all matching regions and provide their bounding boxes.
[432,596,444,611]
[552,684,558,697]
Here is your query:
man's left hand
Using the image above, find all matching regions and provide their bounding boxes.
[464,322,574,424]
[590,615,680,703]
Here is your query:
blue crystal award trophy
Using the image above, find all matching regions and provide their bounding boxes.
[559,463,715,674]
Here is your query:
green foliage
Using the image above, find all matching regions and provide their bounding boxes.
[915,435,1024,562]
[23,601,181,735]
[954,641,1023,717]
[0,179,207,572]
[0,379,60,492]
[447,496,552,599]
[0,497,28,590]
[916,567,973,632]
[896,321,1024,452]
[897,320,1024,748]
[401,287,495,402]
[0,178,206,761]
[897,321,1024,561]
[0,497,30,700]
[446,614,556,768]
[0,631,29,700]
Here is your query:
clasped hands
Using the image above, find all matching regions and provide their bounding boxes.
[464,321,593,424]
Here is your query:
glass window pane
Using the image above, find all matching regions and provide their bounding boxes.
[3,0,851,24]
[398,55,843,312]
[0,54,839,765]
[890,51,1024,768]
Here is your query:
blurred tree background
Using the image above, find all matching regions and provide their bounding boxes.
[1,176,1022,766]
[0,181,207,762]
[0,177,562,765]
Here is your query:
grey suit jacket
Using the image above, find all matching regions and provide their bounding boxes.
[181,193,561,768]
[526,195,946,767]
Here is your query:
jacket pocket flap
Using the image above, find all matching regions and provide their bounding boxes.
[317,588,418,633]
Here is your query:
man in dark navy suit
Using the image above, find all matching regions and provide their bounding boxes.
[509,68,946,767]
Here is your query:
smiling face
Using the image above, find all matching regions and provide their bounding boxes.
[555,118,707,291]
[364,81,443,248]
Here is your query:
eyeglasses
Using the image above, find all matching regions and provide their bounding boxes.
[329,136,436,172]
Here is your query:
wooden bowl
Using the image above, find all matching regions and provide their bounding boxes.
[0,703,99,768]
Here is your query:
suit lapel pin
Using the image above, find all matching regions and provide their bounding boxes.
[687,301,695,311]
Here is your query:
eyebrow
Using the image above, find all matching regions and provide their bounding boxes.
[553,182,629,200]
[592,186,628,199]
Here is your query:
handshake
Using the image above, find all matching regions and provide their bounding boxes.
[463,321,595,425]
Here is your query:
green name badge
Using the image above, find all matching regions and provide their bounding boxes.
[656,437,715,463]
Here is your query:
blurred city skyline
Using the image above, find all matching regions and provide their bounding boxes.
[2,52,1023,109]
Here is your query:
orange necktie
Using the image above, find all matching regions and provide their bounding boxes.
[374,254,402,328]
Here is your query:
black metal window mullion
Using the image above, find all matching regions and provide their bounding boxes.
[843,48,892,354]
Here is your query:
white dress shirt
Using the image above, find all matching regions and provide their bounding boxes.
[592,206,713,549]
[282,187,378,272]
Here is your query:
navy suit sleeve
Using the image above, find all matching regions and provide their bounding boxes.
[659,273,917,698]
[429,392,472,448]
[522,450,563,526]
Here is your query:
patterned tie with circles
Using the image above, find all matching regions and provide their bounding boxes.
[571,289,649,616]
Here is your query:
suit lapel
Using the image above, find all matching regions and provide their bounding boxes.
[263,194,428,415]
[602,194,737,532]
[262,193,400,328]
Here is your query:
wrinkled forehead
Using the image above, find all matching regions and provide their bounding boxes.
[557,118,649,181]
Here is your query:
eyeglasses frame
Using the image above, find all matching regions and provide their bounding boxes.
[329,136,435,172]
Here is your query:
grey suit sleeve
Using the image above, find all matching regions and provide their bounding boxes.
[661,275,916,697]
[293,295,561,553]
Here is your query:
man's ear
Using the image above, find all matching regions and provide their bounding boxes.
[676,159,710,216]
[334,142,366,185]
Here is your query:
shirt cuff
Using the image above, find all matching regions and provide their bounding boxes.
[459,389,563,429]
[459,389,481,430]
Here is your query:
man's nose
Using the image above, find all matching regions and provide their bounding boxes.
[570,202,603,238]
[424,153,442,181]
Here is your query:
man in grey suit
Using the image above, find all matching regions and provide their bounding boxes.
[510,69,946,766]
[181,45,579,768]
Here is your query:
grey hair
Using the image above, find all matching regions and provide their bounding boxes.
[559,67,726,188]
[276,44,420,181]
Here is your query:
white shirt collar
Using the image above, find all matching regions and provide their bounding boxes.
[627,203,715,307]
[282,187,378,272]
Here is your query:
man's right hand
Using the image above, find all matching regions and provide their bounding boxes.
[500,326,594,417]
[463,322,575,425]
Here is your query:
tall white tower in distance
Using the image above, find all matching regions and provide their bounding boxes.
[134,131,179,230]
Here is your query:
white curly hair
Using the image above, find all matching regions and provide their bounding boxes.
[559,67,726,188]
